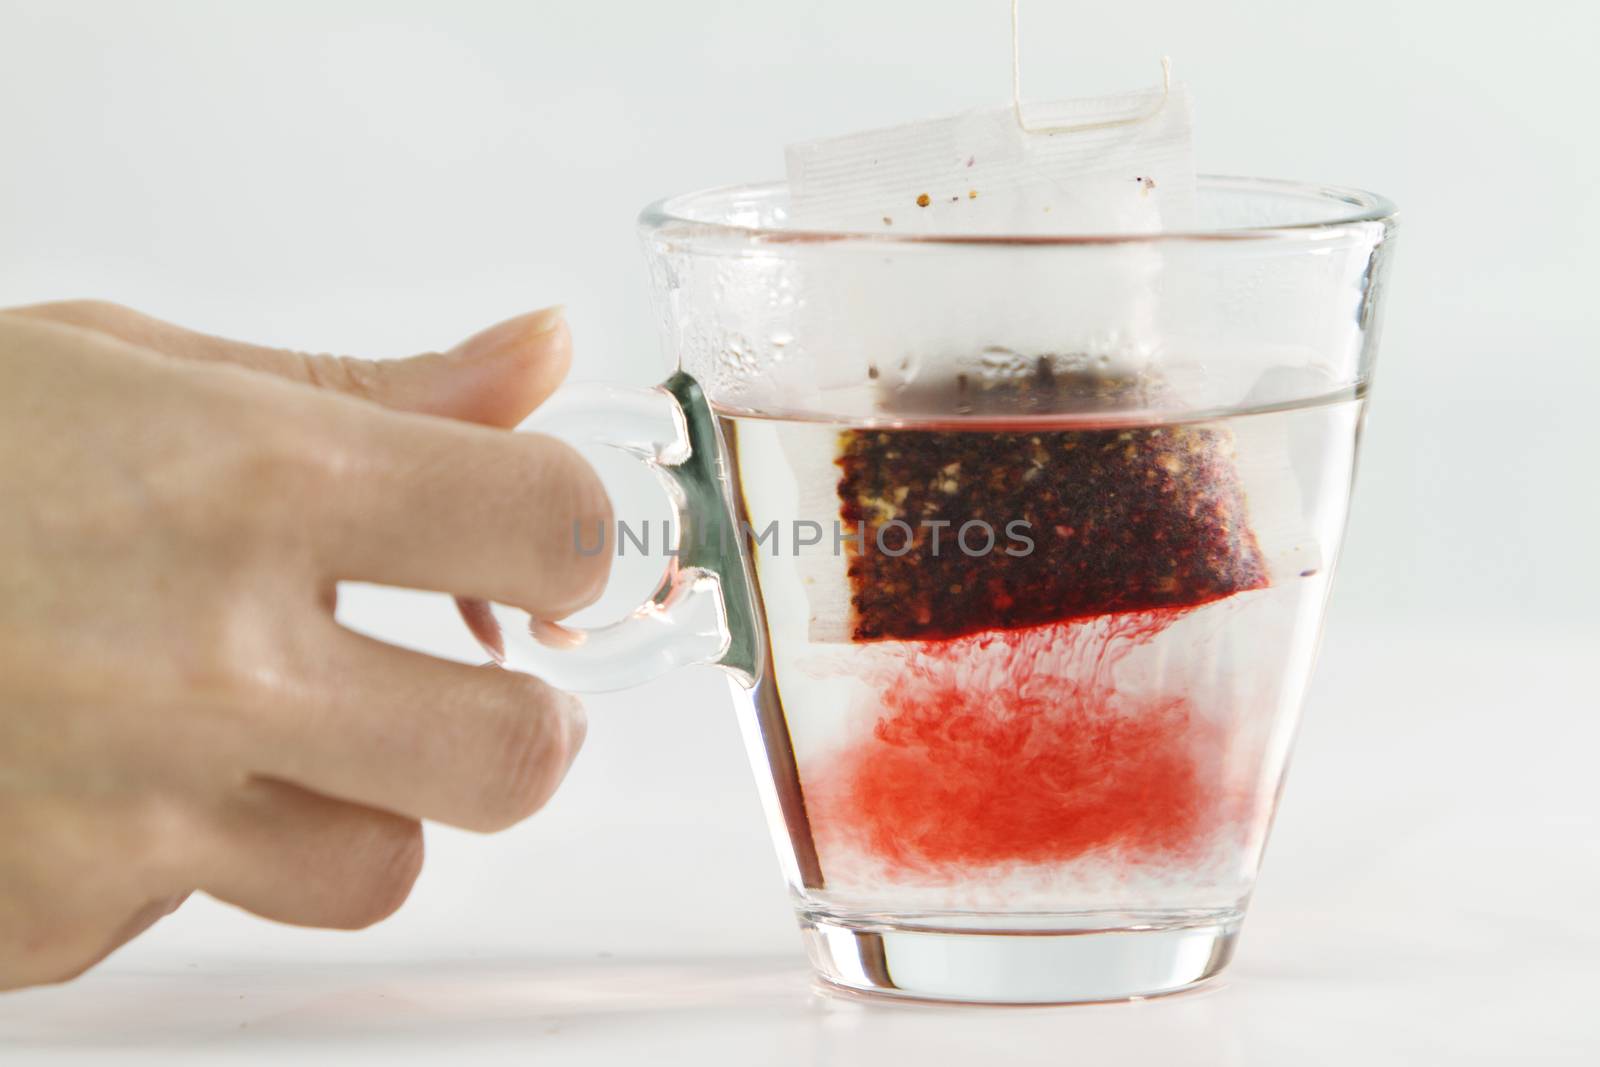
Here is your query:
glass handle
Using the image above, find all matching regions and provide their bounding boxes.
[456,372,761,694]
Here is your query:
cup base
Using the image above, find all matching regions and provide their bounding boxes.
[800,911,1240,1004]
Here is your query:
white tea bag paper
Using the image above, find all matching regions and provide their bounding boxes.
[785,83,1195,236]
[772,82,1198,404]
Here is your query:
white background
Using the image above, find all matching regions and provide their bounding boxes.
[1,1,1596,1063]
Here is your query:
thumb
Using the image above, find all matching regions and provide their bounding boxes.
[5,300,570,428]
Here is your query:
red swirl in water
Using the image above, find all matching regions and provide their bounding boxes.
[811,610,1230,874]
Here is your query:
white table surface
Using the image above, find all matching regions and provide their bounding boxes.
[3,610,1596,1065]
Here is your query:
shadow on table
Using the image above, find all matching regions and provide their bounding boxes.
[0,955,1252,1063]
[0,956,781,1042]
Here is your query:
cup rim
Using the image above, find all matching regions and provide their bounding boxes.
[639,174,1397,247]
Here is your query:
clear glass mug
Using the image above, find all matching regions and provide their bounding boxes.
[465,176,1398,1003]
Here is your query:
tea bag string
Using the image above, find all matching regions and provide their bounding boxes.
[1010,0,1172,135]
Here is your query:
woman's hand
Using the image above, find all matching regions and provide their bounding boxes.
[0,301,611,990]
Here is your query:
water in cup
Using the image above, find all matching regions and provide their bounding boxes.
[719,379,1364,956]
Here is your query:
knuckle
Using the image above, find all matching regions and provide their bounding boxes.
[123,792,200,878]
[140,417,341,556]
[162,591,294,717]
[32,298,132,327]
[298,352,394,403]
[471,681,572,832]
[334,817,424,930]
[236,426,343,501]
[217,442,346,564]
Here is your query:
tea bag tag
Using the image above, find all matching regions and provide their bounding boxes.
[784,84,1195,236]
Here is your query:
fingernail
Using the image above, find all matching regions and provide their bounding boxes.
[449,305,565,363]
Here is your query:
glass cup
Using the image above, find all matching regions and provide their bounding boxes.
[464,176,1398,1003]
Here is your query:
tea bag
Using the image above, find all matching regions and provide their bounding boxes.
[836,377,1268,643]
[774,79,1269,644]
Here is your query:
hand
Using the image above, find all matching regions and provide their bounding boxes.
[0,301,612,990]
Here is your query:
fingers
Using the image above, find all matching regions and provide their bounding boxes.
[255,625,587,833]
[74,893,190,977]
[315,408,613,619]
[6,298,611,615]
[0,797,191,989]
[199,778,423,929]
[8,300,613,618]
[0,894,187,990]
[6,300,571,428]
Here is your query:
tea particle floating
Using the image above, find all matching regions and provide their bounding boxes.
[916,193,931,207]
